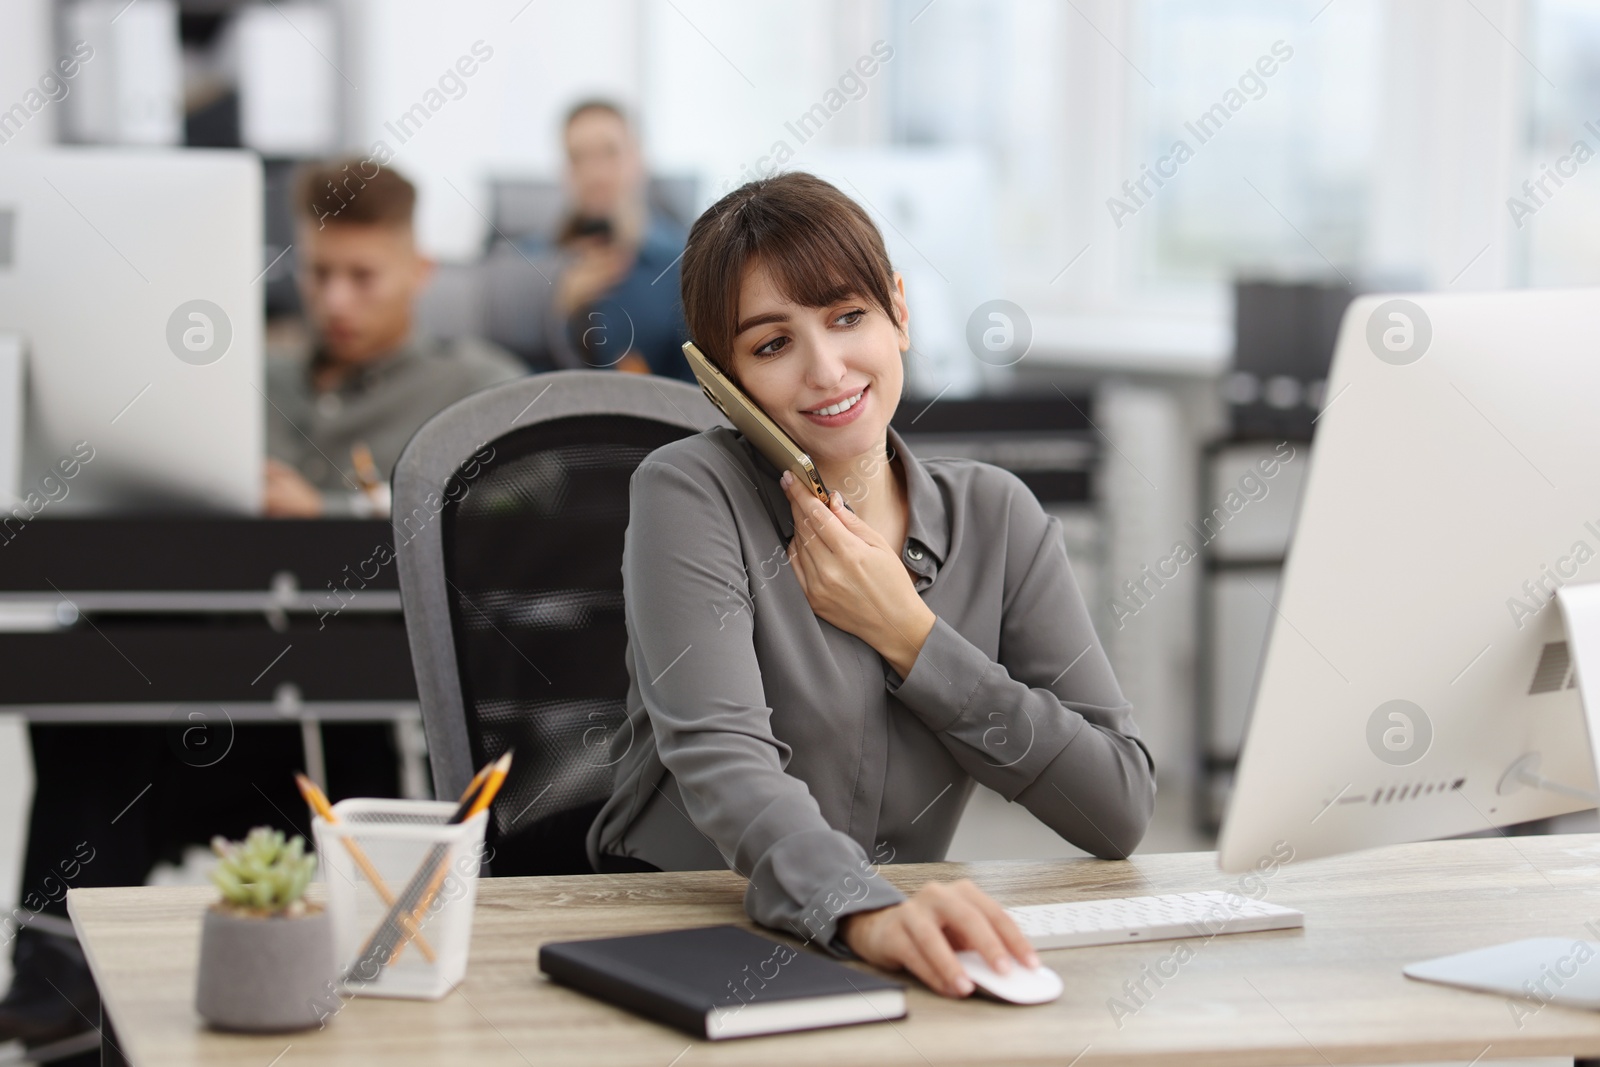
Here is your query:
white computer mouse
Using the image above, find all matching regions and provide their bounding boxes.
[955,950,1064,1005]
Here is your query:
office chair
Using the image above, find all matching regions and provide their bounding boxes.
[392,370,727,875]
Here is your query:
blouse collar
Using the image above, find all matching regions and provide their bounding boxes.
[741,423,949,578]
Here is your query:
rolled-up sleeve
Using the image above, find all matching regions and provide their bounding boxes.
[886,477,1156,859]
[624,459,905,953]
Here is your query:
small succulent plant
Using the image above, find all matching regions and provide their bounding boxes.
[209,827,316,916]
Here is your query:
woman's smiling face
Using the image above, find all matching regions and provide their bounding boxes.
[728,260,910,472]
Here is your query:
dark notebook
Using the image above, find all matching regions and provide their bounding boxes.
[538,925,907,1040]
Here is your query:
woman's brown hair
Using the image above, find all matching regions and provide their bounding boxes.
[680,172,899,377]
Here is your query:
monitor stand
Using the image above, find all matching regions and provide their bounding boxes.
[1405,582,1600,1048]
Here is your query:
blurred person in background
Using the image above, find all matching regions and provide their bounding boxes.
[528,99,693,381]
[265,160,523,517]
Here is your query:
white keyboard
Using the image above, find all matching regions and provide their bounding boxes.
[1006,890,1304,950]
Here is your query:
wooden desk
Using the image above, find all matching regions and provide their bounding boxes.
[68,834,1600,1066]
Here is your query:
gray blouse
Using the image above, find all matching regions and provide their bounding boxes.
[586,424,1156,954]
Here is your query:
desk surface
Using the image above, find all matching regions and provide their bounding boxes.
[68,833,1600,1066]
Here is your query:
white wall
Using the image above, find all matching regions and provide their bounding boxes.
[0,718,31,931]
[62,0,184,145]
[337,0,642,259]
[0,0,58,148]
[1365,0,1528,290]
[0,0,47,931]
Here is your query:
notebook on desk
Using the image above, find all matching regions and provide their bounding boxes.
[538,925,907,1040]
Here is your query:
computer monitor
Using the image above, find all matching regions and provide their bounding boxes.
[1219,287,1600,873]
[0,148,262,513]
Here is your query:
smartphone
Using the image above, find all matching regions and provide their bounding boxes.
[569,216,612,241]
[681,341,831,504]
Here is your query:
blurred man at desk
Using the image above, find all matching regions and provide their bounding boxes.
[264,160,523,517]
[527,99,693,381]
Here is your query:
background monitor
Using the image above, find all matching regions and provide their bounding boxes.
[801,147,998,399]
[1219,287,1600,872]
[0,148,262,514]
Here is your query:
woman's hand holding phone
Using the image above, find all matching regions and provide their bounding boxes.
[839,880,1041,998]
[780,471,936,680]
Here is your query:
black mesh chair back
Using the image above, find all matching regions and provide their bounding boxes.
[392,371,726,875]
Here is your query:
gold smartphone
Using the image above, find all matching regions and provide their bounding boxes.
[682,341,831,504]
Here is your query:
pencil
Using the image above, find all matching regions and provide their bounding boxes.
[450,751,510,825]
[458,763,491,803]
[350,442,381,492]
[462,753,512,821]
[453,762,494,816]
[384,752,511,965]
[295,774,437,962]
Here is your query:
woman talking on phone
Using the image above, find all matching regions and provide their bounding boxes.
[587,172,1155,997]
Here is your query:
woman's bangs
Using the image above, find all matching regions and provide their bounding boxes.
[753,240,872,314]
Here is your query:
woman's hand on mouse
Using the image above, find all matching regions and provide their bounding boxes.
[838,879,1041,997]
[780,470,936,678]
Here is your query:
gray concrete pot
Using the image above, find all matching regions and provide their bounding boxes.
[195,904,337,1032]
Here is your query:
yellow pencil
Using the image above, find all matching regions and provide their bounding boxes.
[350,442,381,492]
[457,762,491,804]
[385,753,512,964]
[463,752,512,821]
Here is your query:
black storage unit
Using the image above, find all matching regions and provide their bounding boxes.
[0,518,415,715]
[1227,281,1353,441]
[891,392,1098,508]
[1197,281,1348,830]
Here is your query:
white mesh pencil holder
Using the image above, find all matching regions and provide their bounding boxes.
[312,798,489,1000]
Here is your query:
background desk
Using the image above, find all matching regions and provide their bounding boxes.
[68,834,1600,1066]
[0,518,425,795]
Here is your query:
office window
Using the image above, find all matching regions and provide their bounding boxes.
[1132,0,1382,286]
[883,0,1387,310]
[1523,0,1600,286]
[885,0,1068,272]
